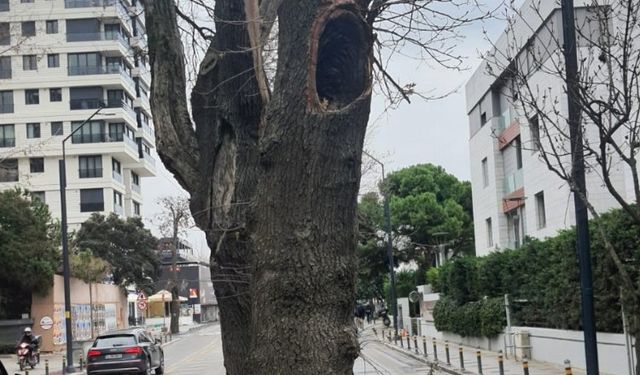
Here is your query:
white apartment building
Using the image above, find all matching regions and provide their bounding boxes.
[0,0,156,226]
[466,0,636,256]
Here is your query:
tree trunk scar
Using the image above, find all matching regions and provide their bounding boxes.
[244,0,270,107]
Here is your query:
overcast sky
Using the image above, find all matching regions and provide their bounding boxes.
[142,1,511,260]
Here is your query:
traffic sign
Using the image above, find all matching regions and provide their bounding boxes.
[137,300,148,311]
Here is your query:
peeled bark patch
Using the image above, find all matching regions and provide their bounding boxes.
[313,10,369,110]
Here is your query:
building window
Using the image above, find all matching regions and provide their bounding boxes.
[27,122,40,138]
[480,111,487,125]
[31,191,45,203]
[80,188,104,212]
[0,23,9,45]
[481,157,489,188]
[112,157,121,174]
[25,89,39,105]
[113,190,122,207]
[0,56,11,79]
[20,0,34,3]
[529,114,540,151]
[535,191,546,229]
[72,120,105,143]
[131,172,139,186]
[79,155,102,178]
[515,136,523,169]
[51,121,63,136]
[0,91,12,113]
[23,55,37,70]
[46,20,58,34]
[21,21,35,37]
[104,24,121,40]
[49,88,62,102]
[0,158,18,181]
[0,124,14,147]
[108,123,124,141]
[133,201,140,216]
[29,157,44,173]
[68,52,101,75]
[47,54,59,68]
[486,218,493,247]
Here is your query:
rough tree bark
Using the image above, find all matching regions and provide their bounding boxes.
[146,0,372,373]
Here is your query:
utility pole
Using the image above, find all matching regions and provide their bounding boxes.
[363,151,398,339]
[560,1,599,373]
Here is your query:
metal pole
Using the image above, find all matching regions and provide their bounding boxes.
[433,338,438,361]
[59,106,104,374]
[477,350,483,374]
[504,294,512,358]
[560,1,599,373]
[445,341,450,365]
[459,346,465,370]
[621,292,636,375]
[498,351,505,375]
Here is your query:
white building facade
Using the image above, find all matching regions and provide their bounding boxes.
[466,0,636,256]
[0,0,155,226]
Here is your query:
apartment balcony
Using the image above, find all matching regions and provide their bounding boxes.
[131,183,141,194]
[0,137,15,148]
[0,69,11,79]
[112,170,124,184]
[68,65,122,76]
[0,103,13,114]
[65,0,115,8]
[130,151,156,177]
[106,100,137,125]
[69,133,139,164]
[114,203,124,216]
[504,169,524,195]
[79,168,103,178]
[497,108,515,132]
[70,98,104,110]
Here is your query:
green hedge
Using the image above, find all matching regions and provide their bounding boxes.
[433,296,505,337]
[433,207,640,336]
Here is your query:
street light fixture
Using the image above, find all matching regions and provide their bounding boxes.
[59,106,112,373]
[362,151,398,339]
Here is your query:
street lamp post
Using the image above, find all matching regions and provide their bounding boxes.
[560,1,599,373]
[59,106,106,373]
[363,151,398,339]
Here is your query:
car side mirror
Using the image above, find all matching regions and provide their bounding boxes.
[155,338,161,345]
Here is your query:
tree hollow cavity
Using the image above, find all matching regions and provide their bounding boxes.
[315,12,368,109]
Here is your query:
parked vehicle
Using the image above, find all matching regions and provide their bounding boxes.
[86,328,164,375]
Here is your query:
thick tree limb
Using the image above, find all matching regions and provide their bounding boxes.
[144,0,201,193]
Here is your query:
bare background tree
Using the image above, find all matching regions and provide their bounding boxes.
[143,0,493,373]
[156,196,193,334]
[483,0,640,368]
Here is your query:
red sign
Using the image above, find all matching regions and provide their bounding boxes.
[137,300,147,311]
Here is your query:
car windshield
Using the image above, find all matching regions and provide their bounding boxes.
[94,335,137,348]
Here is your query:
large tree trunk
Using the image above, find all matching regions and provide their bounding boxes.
[145,0,373,373]
[250,2,372,373]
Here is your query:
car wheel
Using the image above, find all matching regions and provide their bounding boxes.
[142,357,152,375]
[155,353,164,375]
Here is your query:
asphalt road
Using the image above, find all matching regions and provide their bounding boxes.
[0,324,441,375]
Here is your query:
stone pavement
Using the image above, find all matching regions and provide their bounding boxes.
[371,325,592,375]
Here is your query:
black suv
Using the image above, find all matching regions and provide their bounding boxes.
[86,328,164,375]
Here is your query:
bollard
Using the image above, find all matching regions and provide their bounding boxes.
[564,359,573,375]
[394,332,399,346]
[422,336,428,357]
[476,350,483,375]
[432,338,438,361]
[459,346,465,370]
[445,341,450,365]
[79,356,84,370]
[406,335,411,350]
[400,333,404,348]
[45,359,50,375]
[414,336,419,354]
[522,358,529,375]
[498,350,505,375]
[25,370,29,375]
[62,356,66,374]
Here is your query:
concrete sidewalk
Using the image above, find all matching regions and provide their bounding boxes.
[369,325,590,375]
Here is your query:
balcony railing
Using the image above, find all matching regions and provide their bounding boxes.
[114,203,124,216]
[504,168,524,195]
[0,137,15,147]
[112,170,123,184]
[0,69,11,79]
[70,98,104,110]
[131,183,141,194]
[142,122,154,139]
[79,168,103,178]
[497,108,514,132]
[0,103,14,113]
[81,202,104,212]
[65,0,114,8]
[142,152,155,166]
[68,65,121,76]
[66,32,129,48]
[107,99,137,121]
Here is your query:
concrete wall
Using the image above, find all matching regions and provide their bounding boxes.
[31,275,128,352]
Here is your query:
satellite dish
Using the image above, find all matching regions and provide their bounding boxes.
[408,291,421,303]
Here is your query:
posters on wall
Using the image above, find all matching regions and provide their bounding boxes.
[71,304,92,341]
[105,304,117,332]
[52,304,66,345]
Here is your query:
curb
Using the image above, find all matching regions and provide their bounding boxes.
[380,340,466,375]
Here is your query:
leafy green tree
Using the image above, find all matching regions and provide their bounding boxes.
[356,192,387,301]
[0,189,59,318]
[74,213,160,294]
[71,249,110,338]
[387,164,474,283]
